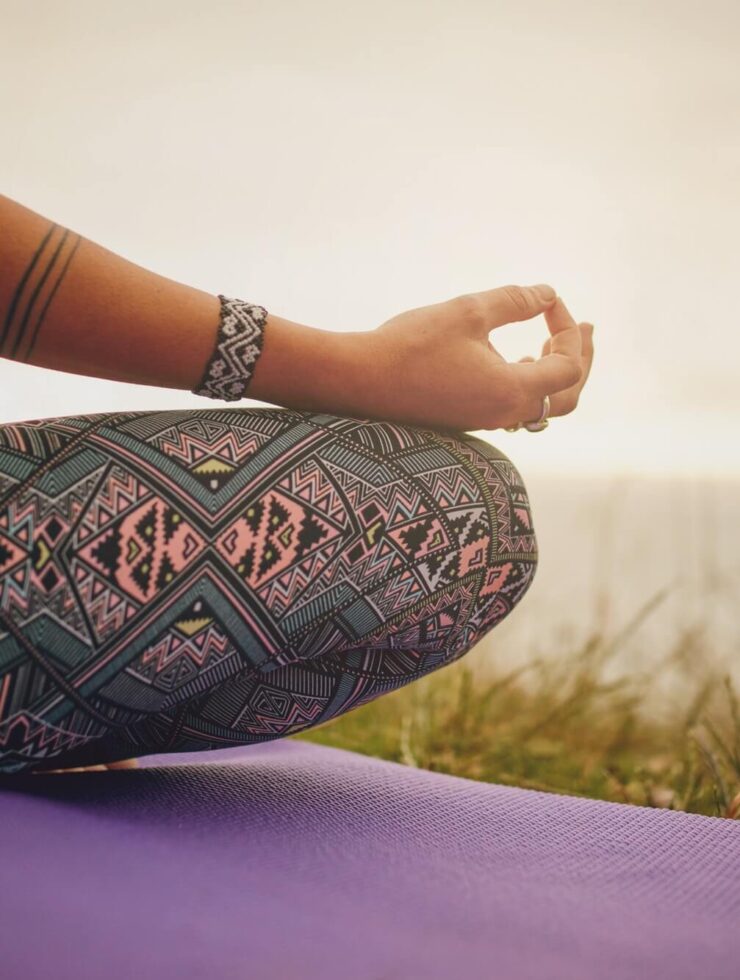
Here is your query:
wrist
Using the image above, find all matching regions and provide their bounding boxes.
[246,313,375,416]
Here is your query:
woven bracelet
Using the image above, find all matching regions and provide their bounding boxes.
[191,294,268,402]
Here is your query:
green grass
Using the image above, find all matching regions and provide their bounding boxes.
[291,592,740,820]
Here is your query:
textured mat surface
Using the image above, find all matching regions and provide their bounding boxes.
[1,738,738,979]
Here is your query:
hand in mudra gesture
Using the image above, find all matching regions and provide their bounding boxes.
[367,283,594,432]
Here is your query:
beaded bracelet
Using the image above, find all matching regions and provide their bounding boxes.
[191,294,268,402]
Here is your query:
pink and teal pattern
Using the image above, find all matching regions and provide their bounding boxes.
[0,408,537,773]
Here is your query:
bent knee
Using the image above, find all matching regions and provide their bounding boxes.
[435,430,538,555]
[428,431,539,654]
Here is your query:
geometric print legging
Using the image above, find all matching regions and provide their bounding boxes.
[0,407,538,775]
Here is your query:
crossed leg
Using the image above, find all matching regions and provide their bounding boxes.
[0,407,538,775]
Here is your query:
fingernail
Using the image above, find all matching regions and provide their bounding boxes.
[534,284,556,303]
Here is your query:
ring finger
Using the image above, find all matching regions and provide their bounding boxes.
[517,322,594,420]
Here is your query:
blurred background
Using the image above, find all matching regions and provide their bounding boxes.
[1,0,738,730]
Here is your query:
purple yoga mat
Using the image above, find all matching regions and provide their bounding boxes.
[1,738,738,979]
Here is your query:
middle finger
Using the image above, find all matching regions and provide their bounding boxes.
[516,323,594,421]
[546,323,594,417]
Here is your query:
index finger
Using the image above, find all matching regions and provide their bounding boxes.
[508,297,583,397]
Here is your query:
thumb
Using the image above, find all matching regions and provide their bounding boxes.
[453,283,558,335]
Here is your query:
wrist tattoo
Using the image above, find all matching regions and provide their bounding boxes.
[191,294,268,401]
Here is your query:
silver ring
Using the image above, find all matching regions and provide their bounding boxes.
[504,395,551,433]
[524,395,550,432]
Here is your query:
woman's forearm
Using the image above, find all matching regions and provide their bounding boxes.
[0,193,595,433]
[0,193,367,412]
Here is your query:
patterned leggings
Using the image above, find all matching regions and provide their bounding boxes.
[0,407,538,774]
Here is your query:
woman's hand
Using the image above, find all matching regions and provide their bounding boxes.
[241,281,594,434]
[361,283,594,432]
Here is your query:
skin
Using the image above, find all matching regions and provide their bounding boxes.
[0,193,595,774]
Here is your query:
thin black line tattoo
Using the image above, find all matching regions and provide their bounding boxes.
[10,227,69,360]
[0,221,57,350]
[1,221,82,362]
[23,233,82,361]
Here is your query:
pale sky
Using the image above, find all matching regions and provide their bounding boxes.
[1,0,738,477]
